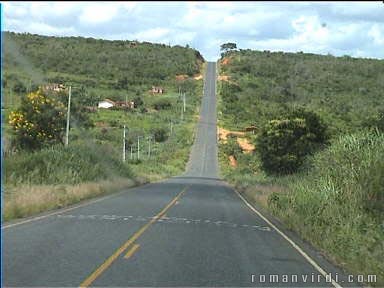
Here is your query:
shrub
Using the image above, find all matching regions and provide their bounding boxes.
[8,88,66,150]
[151,127,168,142]
[222,136,242,157]
[153,98,172,110]
[257,109,328,174]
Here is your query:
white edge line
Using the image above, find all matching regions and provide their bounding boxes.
[234,189,342,288]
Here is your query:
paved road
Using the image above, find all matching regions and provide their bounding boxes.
[3,62,351,287]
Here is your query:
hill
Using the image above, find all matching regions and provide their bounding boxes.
[218,49,384,135]
[3,31,204,106]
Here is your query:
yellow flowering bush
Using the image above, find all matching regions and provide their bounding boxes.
[8,88,66,150]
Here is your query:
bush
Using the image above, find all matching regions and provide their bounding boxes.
[222,136,242,157]
[257,109,328,174]
[151,127,168,142]
[153,98,172,110]
[8,88,66,150]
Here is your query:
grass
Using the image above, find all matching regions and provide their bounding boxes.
[220,131,384,287]
[3,70,204,223]
[268,132,384,285]
[3,177,146,222]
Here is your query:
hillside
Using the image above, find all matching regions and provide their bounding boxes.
[219,49,384,135]
[3,31,204,106]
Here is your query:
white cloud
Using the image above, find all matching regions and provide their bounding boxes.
[79,4,119,25]
[131,28,170,42]
[369,24,384,46]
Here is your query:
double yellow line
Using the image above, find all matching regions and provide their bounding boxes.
[80,186,188,287]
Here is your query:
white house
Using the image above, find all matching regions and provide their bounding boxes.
[98,99,115,109]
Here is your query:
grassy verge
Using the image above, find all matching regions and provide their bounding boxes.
[3,177,146,222]
[219,132,384,287]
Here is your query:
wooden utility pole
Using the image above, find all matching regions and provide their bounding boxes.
[65,86,72,147]
[123,125,126,162]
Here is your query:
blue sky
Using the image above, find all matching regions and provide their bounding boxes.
[2,1,384,60]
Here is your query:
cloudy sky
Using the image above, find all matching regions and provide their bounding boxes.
[2,1,384,60]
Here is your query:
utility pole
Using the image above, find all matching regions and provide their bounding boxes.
[130,145,133,160]
[123,125,126,162]
[183,92,186,113]
[147,135,152,159]
[65,86,72,147]
[9,86,12,108]
[181,93,184,121]
[137,136,140,160]
[170,121,173,136]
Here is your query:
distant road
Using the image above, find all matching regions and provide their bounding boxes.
[3,62,350,287]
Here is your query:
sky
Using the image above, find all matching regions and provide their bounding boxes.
[2,1,384,61]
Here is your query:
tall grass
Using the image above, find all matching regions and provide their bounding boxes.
[269,131,384,286]
[5,141,133,185]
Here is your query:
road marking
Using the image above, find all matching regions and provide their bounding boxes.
[234,189,342,288]
[79,186,188,288]
[123,244,140,259]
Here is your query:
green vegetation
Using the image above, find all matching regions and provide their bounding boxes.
[8,89,67,150]
[257,108,328,174]
[219,49,384,134]
[218,49,384,286]
[3,32,204,221]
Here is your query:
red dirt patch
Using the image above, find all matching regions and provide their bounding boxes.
[218,75,230,82]
[176,74,188,81]
[237,137,255,154]
[229,155,237,167]
[194,74,203,80]
[221,57,231,65]
[218,127,245,142]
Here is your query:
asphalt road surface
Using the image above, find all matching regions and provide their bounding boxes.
[3,62,352,287]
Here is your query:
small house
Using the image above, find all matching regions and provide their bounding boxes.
[41,83,66,92]
[151,86,165,94]
[115,101,135,109]
[98,99,116,109]
[244,125,258,134]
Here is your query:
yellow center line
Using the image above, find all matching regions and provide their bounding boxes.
[79,185,188,288]
[123,244,140,259]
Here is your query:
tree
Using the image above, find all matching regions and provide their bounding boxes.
[8,88,66,150]
[220,42,237,52]
[256,109,328,175]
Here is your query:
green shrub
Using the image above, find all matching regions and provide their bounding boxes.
[221,136,242,157]
[257,109,328,174]
[153,98,172,110]
[151,127,168,142]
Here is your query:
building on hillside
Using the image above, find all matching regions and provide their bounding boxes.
[115,100,135,109]
[151,86,165,94]
[98,99,136,109]
[98,99,116,109]
[244,125,258,134]
[41,83,66,92]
